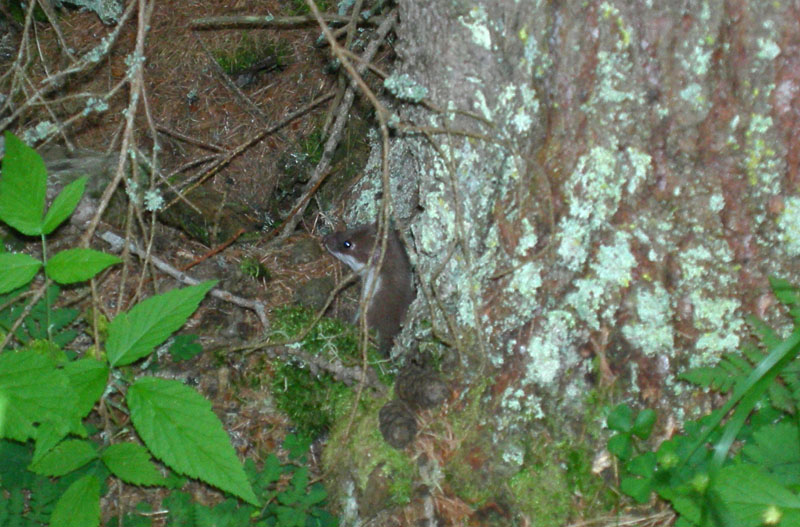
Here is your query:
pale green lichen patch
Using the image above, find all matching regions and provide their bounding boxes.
[500,385,543,421]
[383,73,429,103]
[566,232,637,330]
[458,5,492,50]
[689,291,743,367]
[557,147,650,272]
[525,310,577,387]
[744,113,781,191]
[778,196,800,256]
[622,283,674,357]
[757,37,781,61]
[678,240,736,290]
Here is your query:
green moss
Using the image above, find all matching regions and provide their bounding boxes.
[323,395,416,509]
[239,257,270,280]
[268,305,391,436]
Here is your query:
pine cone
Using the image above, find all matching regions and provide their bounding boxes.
[395,352,448,410]
[378,400,417,449]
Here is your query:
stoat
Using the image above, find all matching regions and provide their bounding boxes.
[323,224,415,354]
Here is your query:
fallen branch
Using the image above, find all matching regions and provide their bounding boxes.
[99,230,269,330]
[190,13,381,30]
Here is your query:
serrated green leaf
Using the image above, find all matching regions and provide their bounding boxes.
[770,276,800,307]
[29,439,97,476]
[127,377,258,505]
[101,442,165,486]
[42,176,86,234]
[632,409,656,439]
[45,248,121,284]
[49,474,100,527]
[710,464,800,527]
[106,281,217,367]
[32,419,73,465]
[607,433,632,461]
[607,404,633,432]
[284,433,311,461]
[0,253,41,294]
[0,132,47,236]
[620,476,652,504]
[678,366,717,389]
[743,421,800,487]
[64,358,108,420]
[0,349,77,441]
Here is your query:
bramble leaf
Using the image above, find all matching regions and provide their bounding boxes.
[106,281,216,367]
[127,376,258,505]
[0,253,41,294]
[0,350,76,442]
[49,474,100,527]
[42,176,86,234]
[63,358,108,420]
[101,442,165,486]
[29,439,97,477]
[0,132,46,236]
[45,248,121,284]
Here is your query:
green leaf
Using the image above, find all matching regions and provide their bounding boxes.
[49,474,100,527]
[106,281,217,367]
[607,432,632,461]
[770,276,800,307]
[32,418,73,465]
[711,329,800,469]
[29,439,97,476]
[743,421,800,487]
[284,433,312,461]
[656,439,680,469]
[620,476,652,504]
[126,377,258,505]
[710,464,800,527]
[632,409,656,439]
[607,404,633,432]
[0,132,47,236]
[0,253,41,294]
[168,334,204,362]
[63,358,108,420]
[101,442,165,486]
[0,349,77,441]
[42,176,86,234]
[45,248,121,284]
[626,452,657,477]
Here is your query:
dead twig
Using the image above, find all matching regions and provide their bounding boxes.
[190,13,380,30]
[164,90,336,210]
[274,9,398,241]
[100,230,269,330]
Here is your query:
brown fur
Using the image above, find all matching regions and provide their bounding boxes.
[323,224,414,354]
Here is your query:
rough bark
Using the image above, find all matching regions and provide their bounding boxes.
[329,0,800,524]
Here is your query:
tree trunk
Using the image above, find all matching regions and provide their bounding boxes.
[328,0,800,524]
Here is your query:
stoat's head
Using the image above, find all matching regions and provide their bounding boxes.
[323,224,377,273]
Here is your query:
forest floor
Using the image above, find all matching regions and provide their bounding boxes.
[0,1,671,526]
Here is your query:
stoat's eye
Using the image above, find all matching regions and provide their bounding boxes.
[343,240,352,249]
